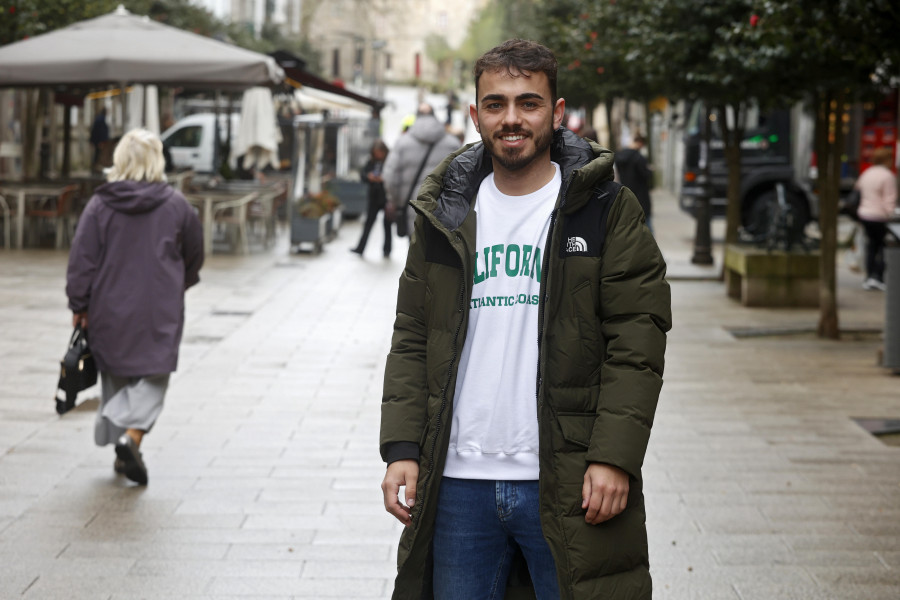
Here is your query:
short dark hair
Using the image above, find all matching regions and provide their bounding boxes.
[473,39,558,103]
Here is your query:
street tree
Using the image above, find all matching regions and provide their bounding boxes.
[529,0,651,149]
[624,0,799,249]
[724,0,900,338]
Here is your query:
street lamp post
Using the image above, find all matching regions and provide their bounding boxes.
[691,107,715,265]
[691,187,714,265]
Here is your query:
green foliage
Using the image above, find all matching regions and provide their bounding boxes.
[0,0,116,44]
[719,0,900,102]
[532,0,899,110]
[425,34,454,65]
[458,1,510,64]
[0,0,321,70]
[535,0,649,108]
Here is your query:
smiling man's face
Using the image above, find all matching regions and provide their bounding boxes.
[470,68,565,177]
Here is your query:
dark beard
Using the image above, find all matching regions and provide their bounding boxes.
[483,121,554,172]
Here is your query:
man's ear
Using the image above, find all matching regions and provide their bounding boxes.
[553,98,566,130]
[469,103,480,133]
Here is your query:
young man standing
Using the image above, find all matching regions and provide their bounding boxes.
[380,40,671,600]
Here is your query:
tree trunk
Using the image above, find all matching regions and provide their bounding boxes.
[718,104,744,247]
[23,89,47,180]
[816,90,842,339]
[605,97,615,151]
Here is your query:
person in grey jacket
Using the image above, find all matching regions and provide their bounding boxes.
[66,128,203,485]
[383,103,461,239]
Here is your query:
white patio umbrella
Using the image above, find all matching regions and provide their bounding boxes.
[125,85,160,134]
[0,5,283,89]
[230,87,282,171]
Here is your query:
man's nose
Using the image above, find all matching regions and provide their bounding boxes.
[501,105,521,127]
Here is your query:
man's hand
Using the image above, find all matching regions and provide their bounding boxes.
[72,312,88,329]
[381,459,419,526]
[582,463,629,525]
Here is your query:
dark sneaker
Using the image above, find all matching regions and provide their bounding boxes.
[113,458,127,474]
[115,434,148,485]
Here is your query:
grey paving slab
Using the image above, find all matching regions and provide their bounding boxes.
[2,191,900,597]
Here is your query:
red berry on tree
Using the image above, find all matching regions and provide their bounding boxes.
[750,14,759,27]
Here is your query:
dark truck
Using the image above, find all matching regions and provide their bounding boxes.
[678,101,816,242]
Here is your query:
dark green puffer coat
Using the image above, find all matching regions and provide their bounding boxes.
[380,127,672,600]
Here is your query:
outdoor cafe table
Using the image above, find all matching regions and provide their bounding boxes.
[185,190,258,256]
[0,182,72,250]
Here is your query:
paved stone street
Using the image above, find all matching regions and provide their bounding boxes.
[1,189,898,599]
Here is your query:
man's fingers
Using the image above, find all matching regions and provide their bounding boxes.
[405,480,417,508]
[583,463,630,524]
[381,478,411,525]
[381,460,419,526]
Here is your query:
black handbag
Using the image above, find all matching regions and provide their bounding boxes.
[55,325,98,415]
[840,188,861,220]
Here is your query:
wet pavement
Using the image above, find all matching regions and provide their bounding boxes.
[0,188,897,599]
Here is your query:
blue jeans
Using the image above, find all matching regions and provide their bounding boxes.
[433,478,560,600]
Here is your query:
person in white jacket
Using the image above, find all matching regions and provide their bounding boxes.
[855,146,898,290]
[383,104,461,239]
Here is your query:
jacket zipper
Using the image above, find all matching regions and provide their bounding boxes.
[536,175,573,408]
[426,230,469,495]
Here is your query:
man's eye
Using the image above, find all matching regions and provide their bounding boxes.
[522,102,537,109]
[486,103,502,110]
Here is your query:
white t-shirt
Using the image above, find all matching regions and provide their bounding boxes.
[444,163,561,480]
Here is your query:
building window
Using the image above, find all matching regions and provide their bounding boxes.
[438,11,448,31]
[332,48,341,78]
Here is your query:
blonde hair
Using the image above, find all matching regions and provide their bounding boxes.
[872,146,894,168]
[106,128,167,183]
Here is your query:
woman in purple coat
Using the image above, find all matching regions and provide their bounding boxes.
[67,128,203,485]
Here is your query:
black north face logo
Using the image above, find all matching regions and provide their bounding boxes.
[558,181,621,258]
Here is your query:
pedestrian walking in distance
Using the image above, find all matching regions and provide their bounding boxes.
[855,146,897,291]
[351,139,392,258]
[615,133,654,233]
[382,103,460,239]
[89,107,110,172]
[380,39,671,599]
[67,128,204,486]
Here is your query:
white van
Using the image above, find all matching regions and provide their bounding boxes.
[161,113,240,173]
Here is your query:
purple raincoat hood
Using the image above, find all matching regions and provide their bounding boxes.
[94,180,175,214]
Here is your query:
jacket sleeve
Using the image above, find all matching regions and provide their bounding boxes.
[180,196,204,289]
[587,187,672,480]
[65,199,102,313]
[382,145,402,206]
[380,213,430,463]
[883,171,897,215]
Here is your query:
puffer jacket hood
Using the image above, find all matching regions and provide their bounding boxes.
[94,180,174,214]
[408,114,453,145]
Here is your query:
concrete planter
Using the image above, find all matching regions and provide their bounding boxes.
[327,179,367,218]
[724,244,820,307]
[290,213,330,254]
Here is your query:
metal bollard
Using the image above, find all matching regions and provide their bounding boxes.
[884,245,900,372]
